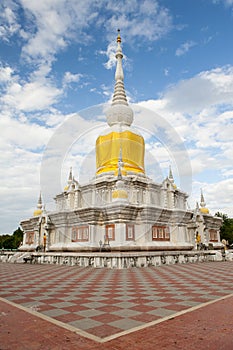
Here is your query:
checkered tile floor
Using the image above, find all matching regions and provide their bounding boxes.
[1,261,233,339]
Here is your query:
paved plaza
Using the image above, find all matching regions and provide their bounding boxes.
[0,261,233,349]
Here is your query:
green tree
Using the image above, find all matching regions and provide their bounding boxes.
[215,212,233,245]
[0,227,23,250]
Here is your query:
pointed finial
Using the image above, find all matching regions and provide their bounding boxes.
[199,189,210,214]
[117,29,121,43]
[33,192,43,216]
[168,165,174,183]
[68,167,73,184]
[114,29,124,82]
[117,164,122,180]
[200,189,205,207]
[64,167,73,191]
[38,192,42,209]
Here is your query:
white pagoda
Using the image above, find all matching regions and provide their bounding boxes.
[20,31,222,255]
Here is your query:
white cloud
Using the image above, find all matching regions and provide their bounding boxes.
[0,63,62,112]
[0,105,102,232]
[2,0,173,67]
[0,112,55,233]
[3,1,169,92]
[63,72,83,85]
[0,0,20,41]
[101,41,117,70]
[106,0,172,40]
[175,41,196,56]
[5,80,61,112]
[161,66,233,113]
[213,0,233,6]
[0,113,52,150]
[0,66,14,82]
[20,0,97,62]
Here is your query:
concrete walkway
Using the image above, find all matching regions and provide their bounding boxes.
[0,261,233,349]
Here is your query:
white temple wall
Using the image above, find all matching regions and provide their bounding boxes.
[81,190,92,208]
[135,223,151,244]
[20,184,222,253]
[149,190,159,206]
[114,223,125,246]
[58,227,66,244]
[167,191,175,209]
[171,225,187,244]
[68,192,75,209]
[50,229,56,245]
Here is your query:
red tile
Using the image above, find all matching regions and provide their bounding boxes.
[55,313,83,323]
[131,305,155,313]
[88,324,122,338]
[97,305,122,313]
[131,313,160,323]
[92,313,123,323]
[63,305,87,312]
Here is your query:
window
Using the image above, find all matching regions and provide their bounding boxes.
[158,227,163,238]
[209,229,218,242]
[72,226,89,242]
[25,232,34,245]
[164,227,170,239]
[152,226,158,239]
[152,225,170,241]
[105,224,115,241]
[126,224,135,241]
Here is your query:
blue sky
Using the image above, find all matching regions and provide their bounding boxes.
[0,0,233,233]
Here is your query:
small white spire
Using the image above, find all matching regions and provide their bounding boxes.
[33,192,43,216]
[199,189,209,214]
[64,167,73,192]
[37,192,42,210]
[200,189,205,207]
[168,165,174,183]
[117,147,124,180]
[68,167,73,184]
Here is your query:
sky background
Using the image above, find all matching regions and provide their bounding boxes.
[1,0,233,233]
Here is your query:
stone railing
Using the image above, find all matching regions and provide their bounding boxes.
[1,249,232,268]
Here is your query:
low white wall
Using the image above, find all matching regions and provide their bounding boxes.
[0,249,229,268]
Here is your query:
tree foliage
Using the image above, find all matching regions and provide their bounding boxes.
[0,227,23,250]
[215,212,233,245]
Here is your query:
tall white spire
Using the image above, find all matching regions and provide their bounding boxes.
[112,29,128,106]
[106,29,134,127]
